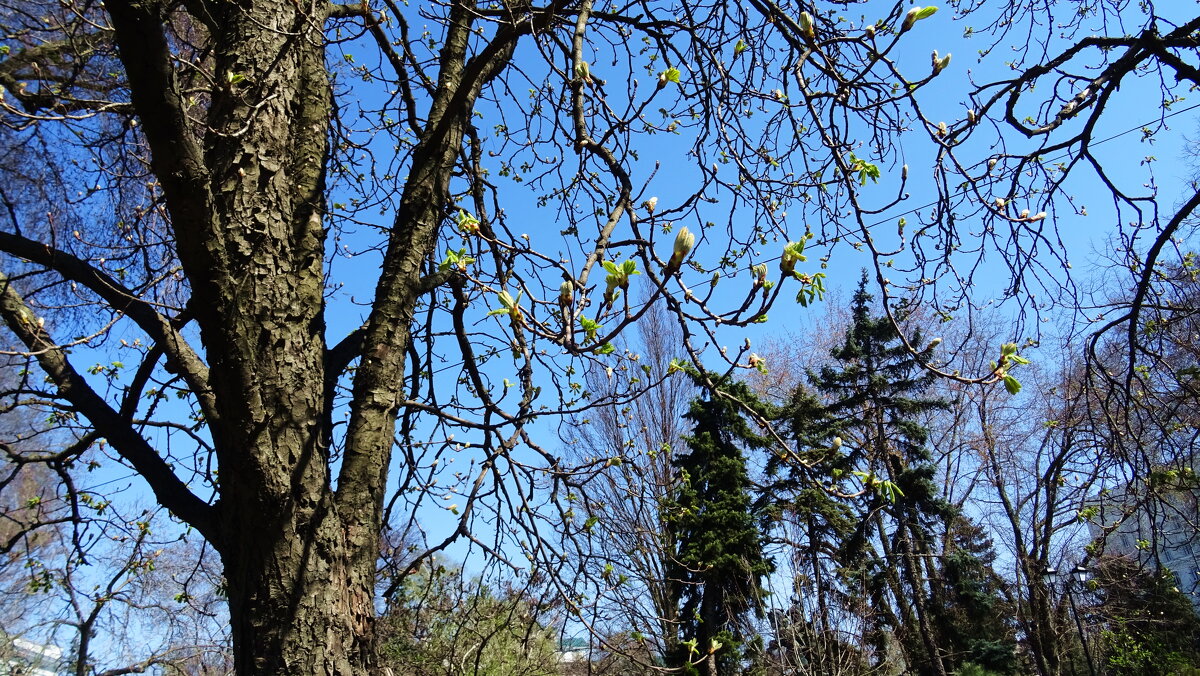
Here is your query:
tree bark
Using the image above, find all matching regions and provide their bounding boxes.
[102,1,382,672]
[100,0,528,671]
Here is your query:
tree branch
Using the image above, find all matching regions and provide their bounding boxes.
[0,230,218,428]
[0,270,218,543]
[104,0,218,306]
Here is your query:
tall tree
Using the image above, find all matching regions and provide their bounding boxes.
[665,374,773,676]
[0,0,1194,673]
[770,274,1017,675]
[558,299,696,664]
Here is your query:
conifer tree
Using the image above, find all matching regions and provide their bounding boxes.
[665,374,774,676]
[770,272,1014,675]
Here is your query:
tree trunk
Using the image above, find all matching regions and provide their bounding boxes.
[222,501,380,674]
[104,1,384,672]
[100,0,526,671]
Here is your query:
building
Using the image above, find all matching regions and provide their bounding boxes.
[1,635,62,676]
[1090,486,1200,610]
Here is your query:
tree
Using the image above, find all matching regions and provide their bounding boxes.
[378,559,560,676]
[1090,555,1200,676]
[0,0,1195,673]
[557,299,696,665]
[664,374,773,676]
[925,335,1101,676]
[0,352,232,676]
[931,515,1018,675]
[768,274,1018,675]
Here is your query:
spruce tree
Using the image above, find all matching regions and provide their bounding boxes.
[771,273,1015,675]
[665,374,774,676]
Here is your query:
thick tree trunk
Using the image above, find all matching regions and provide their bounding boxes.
[106,1,386,672]
[102,0,526,671]
[221,501,380,675]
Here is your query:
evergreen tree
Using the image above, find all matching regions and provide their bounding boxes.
[934,515,1019,675]
[771,273,1015,675]
[665,374,774,676]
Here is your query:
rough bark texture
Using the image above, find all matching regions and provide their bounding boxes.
[103,1,440,672]
[75,1,529,671]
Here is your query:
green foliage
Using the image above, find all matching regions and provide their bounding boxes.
[770,272,1015,675]
[664,374,775,673]
[772,271,948,514]
[379,562,559,676]
[1093,557,1200,676]
[933,517,1019,674]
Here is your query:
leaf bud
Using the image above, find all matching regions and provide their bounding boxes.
[574,60,592,83]
[751,263,768,283]
[665,226,695,274]
[673,226,694,259]
[779,240,806,275]
[798,11,814,39]
[903,5,938,31]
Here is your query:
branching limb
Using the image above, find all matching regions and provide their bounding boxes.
[0,270,217,543]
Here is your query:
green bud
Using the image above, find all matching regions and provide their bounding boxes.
[498,290,515,309]
[604,274,620,300]
[798,11,814,39]
[574,60,591,82]
[779,240,806,275]
[674,226,694,258]
[666,226,695,273]
[751,263,768,283]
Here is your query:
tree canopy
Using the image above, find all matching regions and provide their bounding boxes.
[0,0,1196,673]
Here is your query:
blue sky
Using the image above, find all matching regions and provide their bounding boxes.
[26,0,1200,631]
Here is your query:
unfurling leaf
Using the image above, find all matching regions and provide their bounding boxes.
[1003,374,1022,395]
